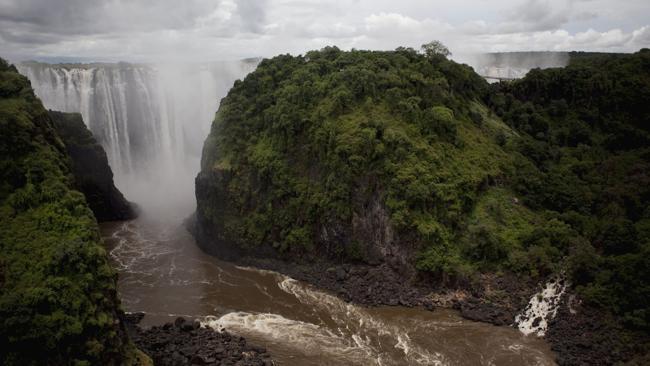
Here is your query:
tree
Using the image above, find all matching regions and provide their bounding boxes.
[421,40,451,59]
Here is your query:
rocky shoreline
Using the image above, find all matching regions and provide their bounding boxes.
[123,313,274,366]
[187,215,649,366]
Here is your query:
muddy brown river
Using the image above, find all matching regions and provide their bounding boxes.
[101,215,556,366]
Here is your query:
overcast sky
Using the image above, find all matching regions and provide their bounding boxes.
[1,0,649,63]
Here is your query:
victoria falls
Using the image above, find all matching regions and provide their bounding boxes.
[1,1,650,365]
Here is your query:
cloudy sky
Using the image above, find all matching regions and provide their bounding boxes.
[1,0,649,62]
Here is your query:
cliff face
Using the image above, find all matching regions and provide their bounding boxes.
[0,59,131,365]
[49,110,137,221]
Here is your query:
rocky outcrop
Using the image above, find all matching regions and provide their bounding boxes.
[49,110,137,221]
[124,313,274,366]
[545,295,650,366]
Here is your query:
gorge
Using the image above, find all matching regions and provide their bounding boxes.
[16,54,561,365]
[2,47,649,366]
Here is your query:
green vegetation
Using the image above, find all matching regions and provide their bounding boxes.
[198,46,650,334]
[487,49,650,329]
[0,59,129,364]
[197,45,509,268]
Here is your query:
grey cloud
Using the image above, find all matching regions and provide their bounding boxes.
[572,11,598,21]
[237,0,269,33]
[0,0,648,62]
[0,0,224,35]
[0,24,62,44]
[0,0,267,52]
[499,0,570,32]
[0,0,102,35]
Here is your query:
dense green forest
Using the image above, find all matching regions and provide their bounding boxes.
[197,47,650,333]
[488,50,650,330]
[0,59,134,365]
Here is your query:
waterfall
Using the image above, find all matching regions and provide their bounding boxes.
[514,276,568,337]
[463,52,570,82]
[19,60,257,217]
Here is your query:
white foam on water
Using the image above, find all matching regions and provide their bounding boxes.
[515,277,568,336]
[394,334,411,355]
[278,278,447,366]
[202,312,372,363]
[234,265,287,278]
[108,221,179,274]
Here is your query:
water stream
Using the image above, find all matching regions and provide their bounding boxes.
[101,216,556,366]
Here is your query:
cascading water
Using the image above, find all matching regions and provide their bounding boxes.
[18,60,257,217]
[514,276,568,337]
[461,52,570,82]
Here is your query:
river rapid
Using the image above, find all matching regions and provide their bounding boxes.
[101,215,556,366]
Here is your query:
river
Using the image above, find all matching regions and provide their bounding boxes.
[101,215,556,366]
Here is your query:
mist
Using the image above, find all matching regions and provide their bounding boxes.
[20,60,257,220]
[458,51,570,81]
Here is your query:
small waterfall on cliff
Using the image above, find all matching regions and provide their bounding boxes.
[514,276,568,337]
[19,60,257,217]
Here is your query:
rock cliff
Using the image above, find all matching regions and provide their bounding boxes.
[49,110,137,221]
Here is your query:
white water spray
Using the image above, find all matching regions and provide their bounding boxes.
[459,52,569,81]
[18,60,257,217]
[515,276,568,337]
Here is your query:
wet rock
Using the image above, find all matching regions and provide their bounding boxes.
[545,294,649,366]
[123,311,146,324]
[171,351,187,366]
[335,268,347,281]
[190,355,206,365]
[175,317,187,328]
[532,317,541,327]
[460,301,512,326]
[124,315,274,366]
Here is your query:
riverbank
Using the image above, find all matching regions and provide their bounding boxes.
[188,215,648,366]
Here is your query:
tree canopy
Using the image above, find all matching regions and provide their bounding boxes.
[421,40,452,59]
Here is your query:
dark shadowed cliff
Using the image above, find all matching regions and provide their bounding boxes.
[49,110,137,222]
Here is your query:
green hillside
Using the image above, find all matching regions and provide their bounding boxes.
[0,59,131,365]
[196,47,650,334]
[488,49,650,329]
[196,47,512,272]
